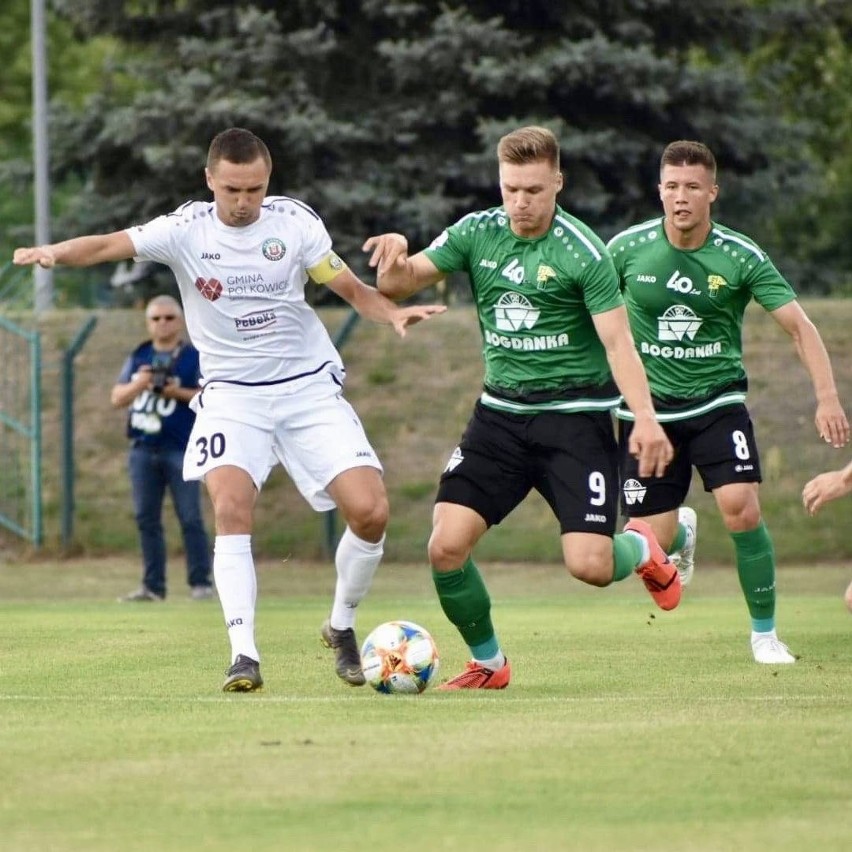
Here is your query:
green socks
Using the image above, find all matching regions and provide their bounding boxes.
[432,557,497,652]
[731,521,776,628]
[612,532,645,581]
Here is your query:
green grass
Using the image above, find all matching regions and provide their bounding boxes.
[1,558,850,851]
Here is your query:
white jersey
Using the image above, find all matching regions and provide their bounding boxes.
[126,197,344,385]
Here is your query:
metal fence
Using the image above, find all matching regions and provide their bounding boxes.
[0,311,42,544]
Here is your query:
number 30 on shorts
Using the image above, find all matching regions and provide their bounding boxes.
[194,432,226,466]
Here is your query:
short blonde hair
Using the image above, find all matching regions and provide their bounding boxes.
[497,126,560,170]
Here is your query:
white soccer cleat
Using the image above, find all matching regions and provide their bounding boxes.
[751,631,796,664]
[670,506,698,586]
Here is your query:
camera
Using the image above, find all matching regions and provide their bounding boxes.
[149,351,175,394]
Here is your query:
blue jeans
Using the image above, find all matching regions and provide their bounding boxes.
[128,444,211,597]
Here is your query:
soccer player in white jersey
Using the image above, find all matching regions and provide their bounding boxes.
[363,126,677,691]
[14,127,446,692]
[608,140,849,664]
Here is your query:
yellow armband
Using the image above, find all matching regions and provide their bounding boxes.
[307,252,348,284]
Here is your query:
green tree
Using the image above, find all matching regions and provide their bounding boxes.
[18,1,830,294]
[744,0,852,292]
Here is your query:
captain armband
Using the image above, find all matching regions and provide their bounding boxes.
[307,252,348,284]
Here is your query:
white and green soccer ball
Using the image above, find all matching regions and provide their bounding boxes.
[360,620,440,695]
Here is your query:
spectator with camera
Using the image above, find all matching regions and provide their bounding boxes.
[111,294,213,602]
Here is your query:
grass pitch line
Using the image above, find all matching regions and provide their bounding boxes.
[1,692,848,705]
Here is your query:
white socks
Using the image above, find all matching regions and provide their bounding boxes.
[213,534,259,664]
[329,527,384,630]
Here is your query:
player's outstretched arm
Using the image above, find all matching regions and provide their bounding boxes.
[770,301,850,448]
[14,232,136,269]
[325,267,446,338]
[362,233,445,300]
[802,459,852,516]
[592,305,673,478]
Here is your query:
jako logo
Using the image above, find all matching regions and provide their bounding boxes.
[201,252,221,260]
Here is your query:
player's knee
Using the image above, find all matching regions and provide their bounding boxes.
[345,496,389,543]
[565,548,611,587]
[427,533,468,572]
[211,494,253,534]
[722,503,761,533]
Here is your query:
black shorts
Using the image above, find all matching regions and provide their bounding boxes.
[618,403,762,517]
[436,401,619,535]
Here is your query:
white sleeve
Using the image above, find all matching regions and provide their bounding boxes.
[299,205,335,269]
[125,204,190,265]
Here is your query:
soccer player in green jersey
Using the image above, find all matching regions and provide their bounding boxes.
[363,126,678,690]
[803,460,852,612]
[608,139,849,664]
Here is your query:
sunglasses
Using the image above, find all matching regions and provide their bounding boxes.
[148,315,177,321]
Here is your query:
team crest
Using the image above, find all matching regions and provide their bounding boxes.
[535,264,557,290]
[262,237,286,261]
[707,274,727,298]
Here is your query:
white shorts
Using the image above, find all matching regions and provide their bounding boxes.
[183,374,382,511]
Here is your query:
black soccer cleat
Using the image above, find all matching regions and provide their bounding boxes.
[222,654,263,692]
[320,619,366,686]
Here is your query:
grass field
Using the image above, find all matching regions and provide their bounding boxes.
[1,557,850,851]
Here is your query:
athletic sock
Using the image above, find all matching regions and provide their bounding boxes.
[432,556,500,654]
[612,532,646,581]
[213,534,259,663]
[731,521,777,630]
[670,522,688,554]
[330,526,384,630]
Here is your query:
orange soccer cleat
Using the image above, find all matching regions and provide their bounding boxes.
[437,659,512,690]
[624,518,682,611]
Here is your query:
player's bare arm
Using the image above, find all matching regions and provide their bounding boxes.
[362,233,445,300]
[770,301,849,448]
[592,305,673,478]
[323,266,446,338]
[13,231,137,269]
[802,459,852,516]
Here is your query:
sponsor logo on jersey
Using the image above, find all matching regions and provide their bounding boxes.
[227,276,290,296]
[707,274,727,298]
[200,252,221,260]
[734,463,755,473]
[479,259,497,269]
[658,305,702,341]
[494,292,540,331]
[622,478,646,505]
[584,513,608,523]
[665,269,700,295]
[262,237,286,261]
[636,274,656,283]
[641,341,722,359]
[195,277,223,301]
[234,309,277,332]
[444,446,464,473]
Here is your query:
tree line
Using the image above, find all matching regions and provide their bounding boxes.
[2,0,851,300]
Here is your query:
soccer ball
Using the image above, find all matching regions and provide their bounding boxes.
[360,620,440,695]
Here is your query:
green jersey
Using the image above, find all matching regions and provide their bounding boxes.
[607,217,796,422]
[423,204,623,415]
